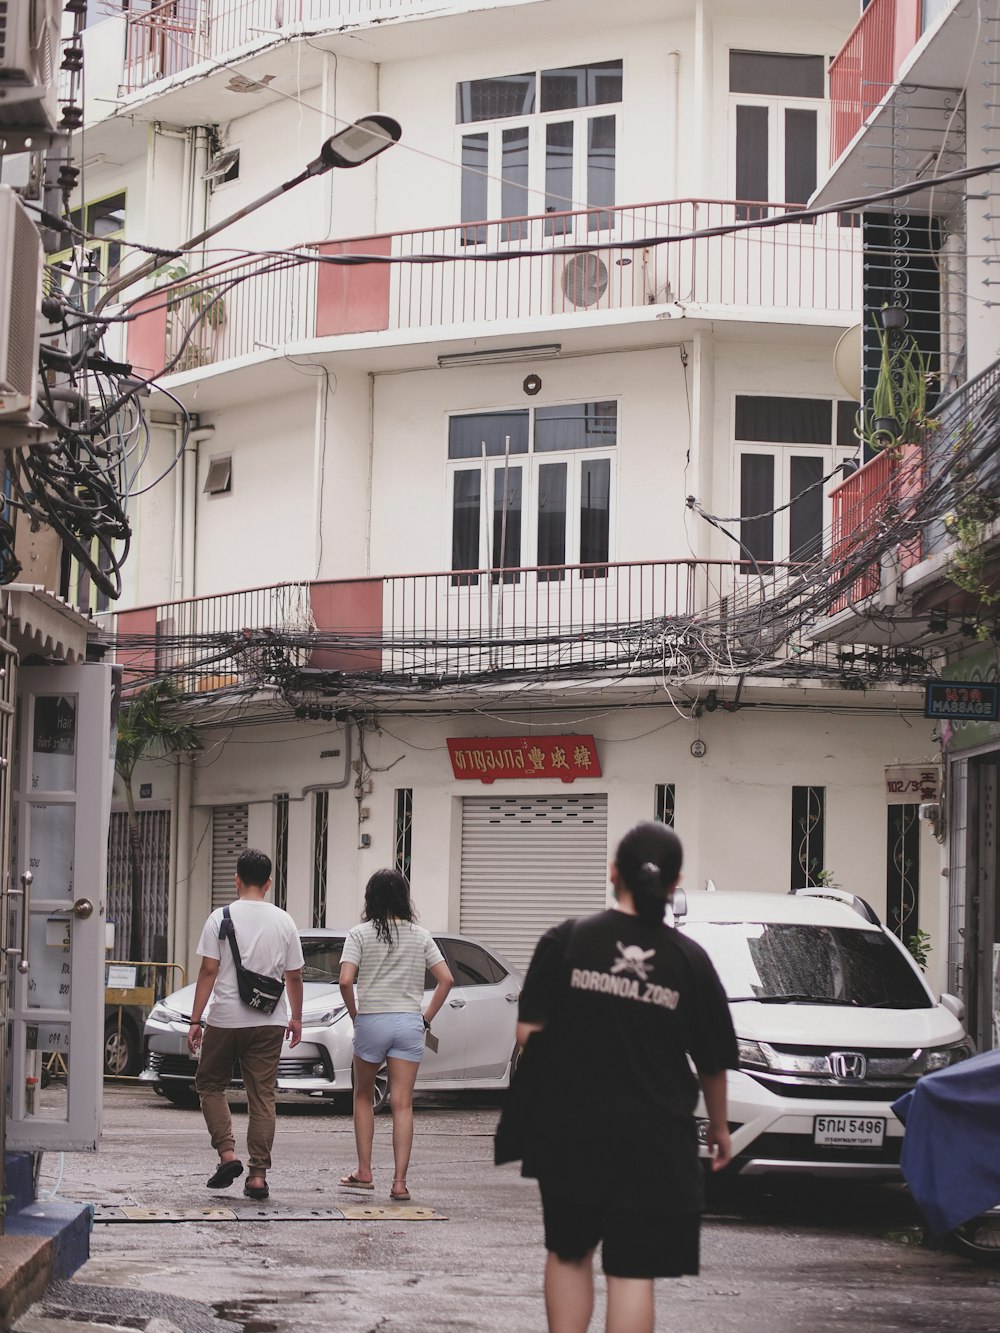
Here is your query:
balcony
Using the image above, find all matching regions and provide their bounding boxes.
[107,558,853,696]
[827,355,1000,621]
[828,0,922,163]
[125,198,861,382]
[121,0,454,93]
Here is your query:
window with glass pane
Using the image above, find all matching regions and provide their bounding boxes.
[784,108,817,208]
[735,105,769,220]
[729,51,825,98]
[457,73,536,122]
[540,60,623,111]
[448,411,529,459]
[501,126,530,240]
[736,396,832,445]
[492,466,523,582]
[461,132,488,244]
[740,454,774,564]
[537,462,568,578]
[545,122,574,235]
[535,401,618,451]
[452,470,481,584]
[788,455,824,561]
[580,458,611,575]
[587,116,615,230]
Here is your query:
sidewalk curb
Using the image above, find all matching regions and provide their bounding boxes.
[0,1203,92,1329]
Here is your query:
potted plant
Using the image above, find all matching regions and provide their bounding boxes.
[865,317,937,451]
[160,263,227,372]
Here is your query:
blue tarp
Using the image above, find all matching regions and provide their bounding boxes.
[892,1047,1000,1238]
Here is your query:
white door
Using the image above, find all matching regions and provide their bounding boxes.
[7,664,116,1151]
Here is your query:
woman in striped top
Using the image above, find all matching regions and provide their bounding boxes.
[338,869,453,1202]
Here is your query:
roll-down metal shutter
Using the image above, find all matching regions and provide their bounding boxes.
[211,804,249,910]
[460,793,608,974]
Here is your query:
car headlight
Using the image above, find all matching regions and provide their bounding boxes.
[148,1003,188,1025]
[737,1038,769,1071]
[302,1004,347,1029]
[920,1037,976,1072]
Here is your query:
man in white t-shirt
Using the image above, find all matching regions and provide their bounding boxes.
[187,848,304,1199]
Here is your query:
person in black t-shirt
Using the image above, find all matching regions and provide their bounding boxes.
[515,821,738,1333]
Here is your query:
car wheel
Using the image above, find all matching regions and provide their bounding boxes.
[103,1016,140,1077]
[157,1081,200,1109]
[344,1064,389,1113]
[945,1214,1000,1265]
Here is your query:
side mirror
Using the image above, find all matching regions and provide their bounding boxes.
[940,992,965,1021]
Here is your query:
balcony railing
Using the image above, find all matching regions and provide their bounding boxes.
[127,198,861,379]
[108,558,847,693]
[121,0,478,92]
[829,0,922,162]
[828,355,1000,614]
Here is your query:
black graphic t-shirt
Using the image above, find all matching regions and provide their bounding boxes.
[518,909,738,1212]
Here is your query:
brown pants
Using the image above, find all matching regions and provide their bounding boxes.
[195,1024,285,1172]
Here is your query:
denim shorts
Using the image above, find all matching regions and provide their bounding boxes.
[353,1012,424,1064]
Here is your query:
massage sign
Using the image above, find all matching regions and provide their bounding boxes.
[447,735,601,783]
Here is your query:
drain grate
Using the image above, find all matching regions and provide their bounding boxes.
[93,1203,447,1224]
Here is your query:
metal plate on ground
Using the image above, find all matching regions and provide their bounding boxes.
[93,1203,447,1223]
[339,1205,446,1221]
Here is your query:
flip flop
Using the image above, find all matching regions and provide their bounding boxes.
[390,1186,411,1202]
[244,1179,269,1199]
[340,1173,374,1190]
[207,1159,243,1189]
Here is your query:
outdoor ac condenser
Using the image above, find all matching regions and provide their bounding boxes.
[0,186,43,419]
[0,0,62,134]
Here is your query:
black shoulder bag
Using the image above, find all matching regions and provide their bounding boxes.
[219,906,285,1015]
[494,918,575,1169]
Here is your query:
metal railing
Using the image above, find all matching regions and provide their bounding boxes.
[133,197,861,378]
[829,0,922,162]
[111,559,852,688]
[827,354,1000,613]
[121,0,483,91]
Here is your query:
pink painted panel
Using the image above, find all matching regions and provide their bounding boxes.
[315,237,391,336]
[309,580,383,672]
[114,606,159,686]
[126,293,168,381]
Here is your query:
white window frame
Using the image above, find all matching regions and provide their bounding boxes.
[733,397,857,567]
[729,91,828,210]
[458,86,621,241]
[445,403,619,581]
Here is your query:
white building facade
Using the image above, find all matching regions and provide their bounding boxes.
[63,0,944,985]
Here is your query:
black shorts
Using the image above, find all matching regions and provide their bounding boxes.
[539,1184,700,1279]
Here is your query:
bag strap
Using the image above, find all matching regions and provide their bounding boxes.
[219,905,244,971]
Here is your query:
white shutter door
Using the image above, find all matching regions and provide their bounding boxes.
[460,793,608,974]
[211,804,248,910]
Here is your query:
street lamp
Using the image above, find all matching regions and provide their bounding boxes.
[94,114,402,314]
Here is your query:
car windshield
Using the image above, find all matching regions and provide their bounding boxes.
[299,937,344,983]
[682,922,932,1009]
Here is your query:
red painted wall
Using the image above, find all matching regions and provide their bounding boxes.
[309,580,383,672]
[126,293,168,381]
[315,238,391,336]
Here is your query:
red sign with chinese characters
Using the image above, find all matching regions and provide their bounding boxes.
[447,735,601,784]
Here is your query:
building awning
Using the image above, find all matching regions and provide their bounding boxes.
[3,585,94,664]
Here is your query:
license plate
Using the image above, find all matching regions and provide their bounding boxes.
[813,1115,885,1148]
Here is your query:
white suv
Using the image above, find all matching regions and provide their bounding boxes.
[675,887,973,1180]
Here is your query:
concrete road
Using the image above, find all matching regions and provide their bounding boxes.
[13,1085,1000,1333]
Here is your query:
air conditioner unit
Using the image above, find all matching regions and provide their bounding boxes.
[0,186,43,419]
[0,0,61,134]
[559,249,671,312]
[560,252,610,309]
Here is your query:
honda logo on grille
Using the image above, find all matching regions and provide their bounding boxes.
[831,1052,867,1080]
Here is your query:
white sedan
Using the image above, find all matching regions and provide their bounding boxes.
[141,929,522,1109]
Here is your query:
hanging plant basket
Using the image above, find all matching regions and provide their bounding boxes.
[873,416,899,440]
[880,304,908,331]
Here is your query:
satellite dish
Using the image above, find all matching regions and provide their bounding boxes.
[833,323,863,402]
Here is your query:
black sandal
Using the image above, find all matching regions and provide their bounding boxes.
[244,1179,269,1199]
